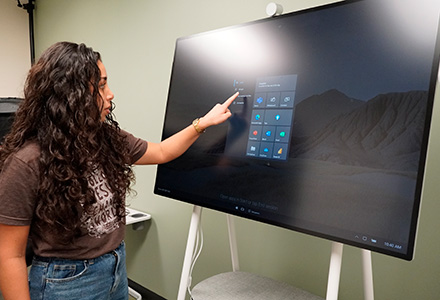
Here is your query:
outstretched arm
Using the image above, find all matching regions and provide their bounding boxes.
[135,92,238,165]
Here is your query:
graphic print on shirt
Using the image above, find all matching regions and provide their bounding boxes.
[81,168,120,238]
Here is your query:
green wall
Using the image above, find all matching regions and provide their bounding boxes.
[33,1,440,299]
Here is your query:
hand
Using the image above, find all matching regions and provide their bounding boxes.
[198,92,239,131]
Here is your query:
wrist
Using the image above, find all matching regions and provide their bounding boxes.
[192,118,206,134]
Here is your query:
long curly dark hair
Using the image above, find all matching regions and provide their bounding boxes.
[0,42,135,243]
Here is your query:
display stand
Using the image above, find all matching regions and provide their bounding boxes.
[177,205,374,300]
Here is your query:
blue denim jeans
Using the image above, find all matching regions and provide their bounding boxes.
[29,241,128,300]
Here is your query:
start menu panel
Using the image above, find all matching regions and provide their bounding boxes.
[225,75,297,161]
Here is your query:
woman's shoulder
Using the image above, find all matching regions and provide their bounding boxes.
[12,141,41,167]
[118,129,148,163]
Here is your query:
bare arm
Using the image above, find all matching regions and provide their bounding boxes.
[135,92,238,165]
[0,224,31,300]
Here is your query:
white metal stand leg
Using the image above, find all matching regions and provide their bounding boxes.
[177,205,203,300]
[227,214,240,272]
[326,242,344,300]
[362,249,374,300]
[325,243,374,300]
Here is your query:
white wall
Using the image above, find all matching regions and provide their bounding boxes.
[0,0,31,98]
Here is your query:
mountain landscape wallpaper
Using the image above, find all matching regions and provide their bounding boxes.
[292,89,427,172]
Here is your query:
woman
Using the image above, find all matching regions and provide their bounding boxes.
[0,41,238,300]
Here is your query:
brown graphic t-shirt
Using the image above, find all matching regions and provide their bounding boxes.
[0,130,148,259]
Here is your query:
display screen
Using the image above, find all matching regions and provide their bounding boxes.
[154,0,440,260]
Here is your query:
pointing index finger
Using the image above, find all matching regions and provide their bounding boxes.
[223,92,239,108]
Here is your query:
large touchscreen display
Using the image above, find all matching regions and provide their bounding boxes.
[155,0,440,260]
